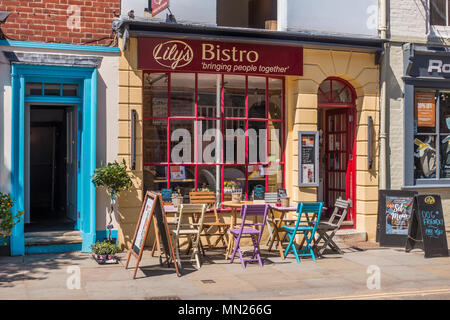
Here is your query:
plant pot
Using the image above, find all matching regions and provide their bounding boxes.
[93,253,108,264]
[280,197,290,207]
[231,192,241,204]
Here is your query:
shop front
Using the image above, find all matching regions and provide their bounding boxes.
[115,21,383,247]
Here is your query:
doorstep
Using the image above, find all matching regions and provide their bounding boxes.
[25,230,82,254]
[333,229,367,242]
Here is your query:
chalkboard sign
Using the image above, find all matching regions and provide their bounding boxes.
[298,131,319,187]
[125,191,180,278]
[376,190,417,247]
[406,195,449,258]
[161,188,172,202]
[253,185,265,200]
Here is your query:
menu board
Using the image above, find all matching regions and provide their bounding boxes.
[126,192,180,278]
[376,190,417,247]
[406,195,449,258]
[253,185,265,200]
[298,131,319,187]
[415,92,436,128]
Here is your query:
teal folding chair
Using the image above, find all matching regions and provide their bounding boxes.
[282,202,323,262]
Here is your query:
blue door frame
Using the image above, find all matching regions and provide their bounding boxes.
[10,64,97,255]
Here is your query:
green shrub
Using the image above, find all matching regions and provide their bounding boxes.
[0,192,24,236]
[92,160,132,199]
[90,240,120,256]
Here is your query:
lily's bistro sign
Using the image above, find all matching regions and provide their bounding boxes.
[138,38,303,76]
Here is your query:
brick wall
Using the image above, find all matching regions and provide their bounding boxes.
[0,0,120,46]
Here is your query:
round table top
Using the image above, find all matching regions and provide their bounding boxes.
[221,200,254,208]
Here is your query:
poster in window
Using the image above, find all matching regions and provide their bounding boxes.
[298,131,319,187]
[415,92,436,127]
[170,165,186,180]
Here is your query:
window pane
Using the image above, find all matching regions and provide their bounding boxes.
[318,80,331,103]
[170,165,195,201]
[44,83,60,96]
[248,165,266,197]
[198,74,219,117]
[414,135,436,179]
[62,84,78,96]
[143,119,167,163]
[248,121,267,163]
[224,119,246,164]
[268,78,282,120]
[267,164,283,193]
[441,135,450,178]
[248,76,266,118]
[268,121,282,163]
[224,75,245,118]
[144,165,168,192]
[197,120,219,163]
[439,91,450,133]
[26,82,42,95]
[431,0,446,26]
[197,165,218,192]
[143,73,168,118]
[415,90,436,134]
[170,73,195,117]
[223,165,245,201]
[170,119,194,163]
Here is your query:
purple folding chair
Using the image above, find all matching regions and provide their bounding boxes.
[229,204,270,268]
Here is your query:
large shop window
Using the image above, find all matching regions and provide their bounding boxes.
[143,72,284,201]
[413,89,450,182]
[430,0,450,26]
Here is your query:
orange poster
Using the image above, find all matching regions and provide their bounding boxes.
[415,92,436,127]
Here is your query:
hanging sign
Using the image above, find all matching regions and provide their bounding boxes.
[151,0,169,17]
[138,37,303,76]
[415,92,436,128]
[298,131,319,187]
[376,190,417,247]
[406,195,449,258]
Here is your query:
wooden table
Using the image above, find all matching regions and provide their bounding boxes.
[221,200,253,259]
[266,204,298,259]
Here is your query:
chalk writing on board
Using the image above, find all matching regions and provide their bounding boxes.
[421,210,445,238]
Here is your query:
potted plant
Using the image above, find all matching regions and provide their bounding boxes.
[224,181,242,203]
[91,240,120,264]
[0,193,24,256]
[92,160,132,244]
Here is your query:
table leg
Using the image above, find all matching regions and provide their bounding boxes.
[225,208,237,260]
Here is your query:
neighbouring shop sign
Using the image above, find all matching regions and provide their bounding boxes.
[138,37,303,76]
[151,0,169,17]
[415,92,435,127]
[298,131,319,187]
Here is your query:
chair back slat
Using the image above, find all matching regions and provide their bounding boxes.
[325,198,352,227]
[176,204,207,233]
[294,202,324,231]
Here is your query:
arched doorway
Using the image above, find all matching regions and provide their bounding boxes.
[317,77,356,227]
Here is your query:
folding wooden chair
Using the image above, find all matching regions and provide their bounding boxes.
[229,204,270,268]
[170,204,207,269]
[189,191,230,250]
[282,202,323,262]
[314,198,352,256]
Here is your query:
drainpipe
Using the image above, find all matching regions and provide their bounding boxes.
[379,0,388,190]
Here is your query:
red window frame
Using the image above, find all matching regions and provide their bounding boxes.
[142,71,286,200]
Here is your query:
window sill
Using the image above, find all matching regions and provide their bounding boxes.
[402,184,450,189]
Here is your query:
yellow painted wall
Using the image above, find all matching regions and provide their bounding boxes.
[117,38,380,249]
[286,49,380,240]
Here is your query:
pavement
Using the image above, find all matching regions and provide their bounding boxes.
[1,240,450,300]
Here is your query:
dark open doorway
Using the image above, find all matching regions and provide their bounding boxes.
[25,105,78,232]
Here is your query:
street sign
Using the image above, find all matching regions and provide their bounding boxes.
[152,0,169,17]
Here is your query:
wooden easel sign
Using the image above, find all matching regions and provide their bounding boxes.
[125,191,180,278]
[406,195,449,258]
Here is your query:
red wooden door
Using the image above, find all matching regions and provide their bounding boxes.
[325,108,355,226]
